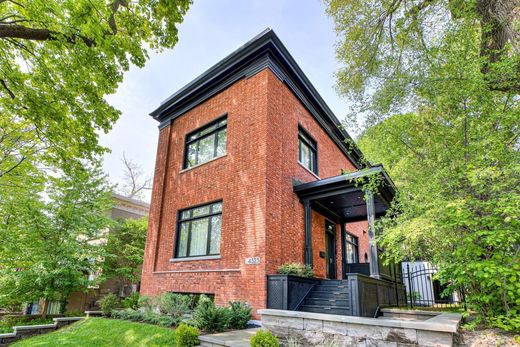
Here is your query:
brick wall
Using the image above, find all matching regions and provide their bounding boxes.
[140,68,371,317]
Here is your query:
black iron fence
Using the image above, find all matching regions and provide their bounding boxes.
[402,263,465,308]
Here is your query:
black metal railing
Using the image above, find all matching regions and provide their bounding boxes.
[402,263,465,308]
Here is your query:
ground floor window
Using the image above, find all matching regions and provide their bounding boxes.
[175,201,222,258]
[345,233,359,264]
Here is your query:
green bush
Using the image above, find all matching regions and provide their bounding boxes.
[277,263,314,278]
[156,293,191,319]
[137,295,153,311]
[0,316,54,333]
[99,293,120,316]
[122,292,140,310]
[64,309,85,317]
[226,301,252,329]
[111,308,180,328]
[250,330,280,347]
[175,323,199,347]
[192,295,229,332]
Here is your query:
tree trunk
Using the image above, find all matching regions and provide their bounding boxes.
[40,298,49,319]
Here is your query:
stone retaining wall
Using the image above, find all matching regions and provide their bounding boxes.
[259,309,462,347]
[0,317,83,346]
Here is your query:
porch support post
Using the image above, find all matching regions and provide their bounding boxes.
[340,222,347,279]
[365,189,380,278]
[303,200,313,267]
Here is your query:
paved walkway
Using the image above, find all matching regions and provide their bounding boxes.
[198,328,261,347]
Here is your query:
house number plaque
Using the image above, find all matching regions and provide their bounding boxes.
[245,257,260,265]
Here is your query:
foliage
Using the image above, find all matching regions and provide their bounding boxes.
[192,295,229,333]
[63,310,85,317]
[99,293,120,316]
[175,323,199,347]
[328,0,520,331]
[325,0,519,128]
[111,308,179,328]
[156,292,191,319]
[10,317,177,347]
[101,217,147,288]
[0,161,113,311]
[122,292,141,310]
[0,0,191,180]
[226,301,252,330]
[277,263,314,278]
[250,330,280,347]
[138,295,153,311]
[0,316,53,333]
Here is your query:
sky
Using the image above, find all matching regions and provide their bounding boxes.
[100,0,352,202]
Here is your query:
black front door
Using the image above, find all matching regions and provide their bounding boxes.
[325,221,337,279]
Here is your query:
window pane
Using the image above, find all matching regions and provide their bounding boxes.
[219,119,227,127]
[181,210,191,220]
[192,205,210,217]
[189,219,209,256]
[187,143,198,167]
[199,123,217,137]
[197,134,215,164]
[177,223,189,257]
[212,202,222,213]
[216,128,227,156]
[209,216,222,255]
[300,142,311,169]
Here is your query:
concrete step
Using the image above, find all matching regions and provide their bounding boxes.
[299,305,350,315]
[304,297,349,307]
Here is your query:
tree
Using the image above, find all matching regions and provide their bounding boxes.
[0,161,113,316]
[327,0,519,330]
[0,0,190,179]
[325,0,519,126]
[118,153,152,200]
[101,217,148,290]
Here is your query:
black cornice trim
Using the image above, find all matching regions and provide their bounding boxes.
[150,29,364,168]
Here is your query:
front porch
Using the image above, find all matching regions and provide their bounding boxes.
[266,165,406,317]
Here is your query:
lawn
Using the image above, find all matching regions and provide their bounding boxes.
[11,318,177,347]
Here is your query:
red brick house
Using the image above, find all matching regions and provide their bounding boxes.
[141,29,403,318]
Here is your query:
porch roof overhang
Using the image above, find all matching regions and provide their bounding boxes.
[293,165,396,223]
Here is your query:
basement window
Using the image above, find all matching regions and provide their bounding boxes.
[184,115,227,169]
[298,127,318,174]
[175,201,222,258]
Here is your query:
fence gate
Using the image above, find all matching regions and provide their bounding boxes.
[402,263,464,309]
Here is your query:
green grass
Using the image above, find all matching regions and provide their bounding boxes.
[11,318,177,347]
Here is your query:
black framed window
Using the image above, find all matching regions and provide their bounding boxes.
[175,201,222,258]
[184,116,227,169]
[298,127,317,174]
[345,233,359,264]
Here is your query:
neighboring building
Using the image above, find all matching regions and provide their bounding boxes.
[141,29,400,317]
[65,193,149,312]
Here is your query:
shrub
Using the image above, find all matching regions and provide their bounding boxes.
[175,323,199,347]
[226,301,252,329]
[99,293,120,316]
[138,295,153,311]
[156,293,191,319]
[122,292,140,310]
[63,309,85,317]
[277,263,314,278]
[111,308,180,327]
[192,295,229,332]
[250,330,280,347]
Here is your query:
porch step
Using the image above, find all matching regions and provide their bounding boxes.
[298,280,351,316]
[304,297,349,306]
[298,305,350,315]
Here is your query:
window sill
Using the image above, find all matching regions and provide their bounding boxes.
[298,161,320,179]
[170,255,221,262]
[180,154,227,174]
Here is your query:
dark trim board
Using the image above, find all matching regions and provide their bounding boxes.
[149,29,364,169]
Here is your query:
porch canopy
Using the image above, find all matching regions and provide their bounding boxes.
[293,165,396,279]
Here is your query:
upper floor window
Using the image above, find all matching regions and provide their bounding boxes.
[298,127,317,174]
[184,115,227,169]
[175,201,222,258]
